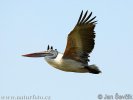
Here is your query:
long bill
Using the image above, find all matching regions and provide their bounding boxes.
[22,51,53,58]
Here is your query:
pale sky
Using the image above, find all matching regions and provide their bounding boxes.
[0,0,133,100]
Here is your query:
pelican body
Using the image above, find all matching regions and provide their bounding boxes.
[45,51,92,73]
[23,11,101,74]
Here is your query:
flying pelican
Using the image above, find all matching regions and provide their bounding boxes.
[23,10,101,74]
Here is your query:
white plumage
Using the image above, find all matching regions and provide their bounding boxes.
[45,53,91,73]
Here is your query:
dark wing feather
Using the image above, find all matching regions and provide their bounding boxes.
[63,11,97,64]
[76,10,83,25]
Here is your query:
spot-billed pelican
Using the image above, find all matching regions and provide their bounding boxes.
[23,10,101,74]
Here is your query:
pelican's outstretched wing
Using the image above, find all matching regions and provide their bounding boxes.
[63,10,97,64]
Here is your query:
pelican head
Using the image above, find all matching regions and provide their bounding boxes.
[23,45,58,59]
